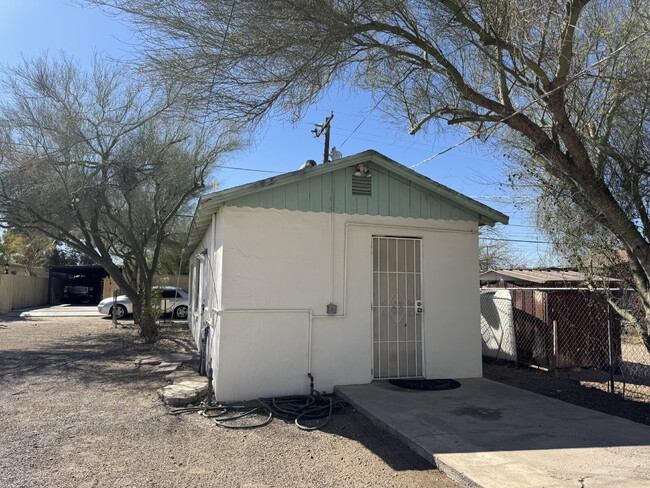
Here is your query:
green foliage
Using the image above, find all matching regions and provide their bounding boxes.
[0,229,95,274]
[0,229,53,271]
[0,53,237,341]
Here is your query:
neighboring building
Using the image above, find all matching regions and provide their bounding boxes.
[480,268,622,368]
[4,264,30,276]
[479,268,616,286]
[185,150,508,402]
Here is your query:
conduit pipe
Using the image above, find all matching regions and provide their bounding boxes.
[213,220,477,386]
[315,220,478,319]
[215,309,313,376]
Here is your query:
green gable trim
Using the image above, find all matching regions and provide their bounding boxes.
[184,151,508,258]
[223,163,477,222]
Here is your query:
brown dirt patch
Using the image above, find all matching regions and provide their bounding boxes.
[483,360,650,426]
[0,315,457,488]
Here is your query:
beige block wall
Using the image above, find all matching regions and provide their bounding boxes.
[0,275,49,314]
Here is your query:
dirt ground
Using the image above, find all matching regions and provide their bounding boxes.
[483,360,650,426]
[0,315,458,488]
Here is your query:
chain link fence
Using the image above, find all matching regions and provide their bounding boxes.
[480,287,650,403]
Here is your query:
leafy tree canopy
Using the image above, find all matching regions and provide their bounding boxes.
[0,54,238,340]
[89,0,650,348]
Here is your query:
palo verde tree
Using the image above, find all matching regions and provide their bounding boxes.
[0,54,236,341]
[90,0,650,349]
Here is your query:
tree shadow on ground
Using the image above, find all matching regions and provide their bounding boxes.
[483,361,650,425]
[0,323,196,389]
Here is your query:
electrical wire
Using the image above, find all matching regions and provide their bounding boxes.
[338,68,415,149]
[480,236,552,244]
[338,93,389,149]
[410,31,648,169]
[220,165,284,174]
[199,0,237,127]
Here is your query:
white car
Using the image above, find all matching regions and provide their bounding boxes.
[98,286,189,320]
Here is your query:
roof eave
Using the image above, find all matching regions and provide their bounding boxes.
[182,150,509,257]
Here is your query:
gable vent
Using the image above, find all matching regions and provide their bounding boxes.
[352,174,372,196]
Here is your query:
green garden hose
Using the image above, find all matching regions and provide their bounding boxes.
[169,391,345,430]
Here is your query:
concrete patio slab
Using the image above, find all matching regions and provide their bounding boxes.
[335,378,650,488]
[18,305,102,317]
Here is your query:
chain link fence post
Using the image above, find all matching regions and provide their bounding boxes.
[553,319,558,378]
[607,304,615,395]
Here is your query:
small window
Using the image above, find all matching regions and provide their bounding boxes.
[352,173,372,196]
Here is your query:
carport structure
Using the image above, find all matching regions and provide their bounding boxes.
[49,266,109,305]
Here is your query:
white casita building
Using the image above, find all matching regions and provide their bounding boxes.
[185,150,508,402]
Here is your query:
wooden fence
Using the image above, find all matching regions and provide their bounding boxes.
[0,274,50,314]
[101,274,190,299]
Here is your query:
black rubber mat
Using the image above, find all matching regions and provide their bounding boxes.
[388,379,462,390]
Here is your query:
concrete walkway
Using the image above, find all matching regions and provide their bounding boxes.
[16,304,103,317]
[335,379,650,488]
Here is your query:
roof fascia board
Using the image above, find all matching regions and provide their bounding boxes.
[364,152,507,225]
[200,150,507,225]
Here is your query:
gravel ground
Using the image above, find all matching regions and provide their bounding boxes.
[0,315,458,488]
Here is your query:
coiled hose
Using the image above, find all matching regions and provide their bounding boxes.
[169,391,346,431]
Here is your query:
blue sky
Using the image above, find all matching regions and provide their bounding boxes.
[0,0,555,265]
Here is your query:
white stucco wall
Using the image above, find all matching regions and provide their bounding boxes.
[188,210,224,356]
[206,206,482,402]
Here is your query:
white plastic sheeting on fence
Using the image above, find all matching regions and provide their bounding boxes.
[480,289,517,362]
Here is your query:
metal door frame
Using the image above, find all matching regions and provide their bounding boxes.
[371,235,425,379]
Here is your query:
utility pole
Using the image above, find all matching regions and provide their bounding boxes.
[312,112,334,164]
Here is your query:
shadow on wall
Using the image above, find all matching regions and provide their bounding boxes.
[480,290,517,362]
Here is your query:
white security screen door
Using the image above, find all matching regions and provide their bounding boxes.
[372,236,423,379]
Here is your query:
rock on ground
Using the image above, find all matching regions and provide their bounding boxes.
[0,315,459,488]
[158,373,208,407]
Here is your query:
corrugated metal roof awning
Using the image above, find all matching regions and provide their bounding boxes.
[479,269,620,284]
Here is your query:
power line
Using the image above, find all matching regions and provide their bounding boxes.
[480,236,552,244]
[469,195,538,200]
[339,69,415,149]
[338,93,389,149]
[200,0,237,126]
[410,31,648,169]
[219,165,284,174]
